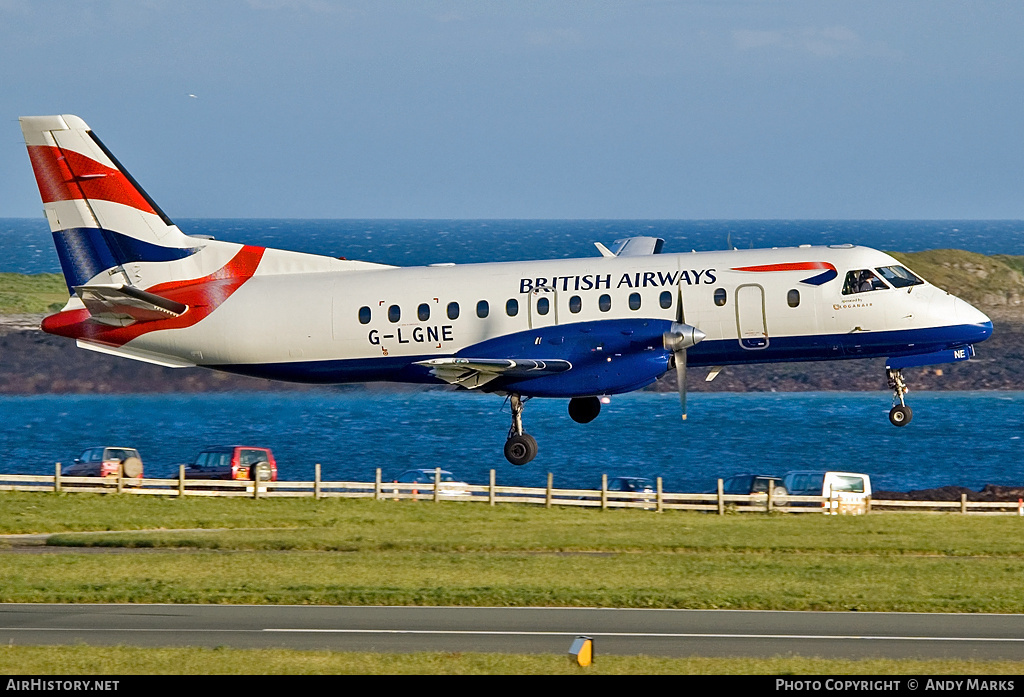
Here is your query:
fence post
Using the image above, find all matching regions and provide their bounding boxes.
[179,465,185,497]
[961,493,967,515]
[374,468,382,501]
[315,464,321,500]
[767,479,774,513]
[254,466,261,500]
[717,478,724,515]
[656,477,663,513]
[116,463,124,494]
[489,469,496,506]
[434,467,441,503]
[601,474,608,511]
[545,473,553,508]
[54,463,61,494]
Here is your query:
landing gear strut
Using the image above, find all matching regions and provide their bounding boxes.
[886,368,913,427]
[504,394,538,466]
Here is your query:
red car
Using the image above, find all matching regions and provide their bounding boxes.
[183,446,278,482]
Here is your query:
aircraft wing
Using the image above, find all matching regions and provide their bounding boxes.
[415,357,572,389]
[74,284,188,327]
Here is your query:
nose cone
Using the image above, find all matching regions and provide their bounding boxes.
[952,296,993,342]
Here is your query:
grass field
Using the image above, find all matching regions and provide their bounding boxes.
[1,646,1022,676]
[0,273,66,314]
[4,492,1024,612]
[4,470,1024,674]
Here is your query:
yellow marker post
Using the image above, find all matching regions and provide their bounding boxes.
[568,636,593,667]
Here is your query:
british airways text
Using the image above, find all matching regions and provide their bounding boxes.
[519,269,717,294]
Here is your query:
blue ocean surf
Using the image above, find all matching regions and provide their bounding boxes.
[2,391,1021,493]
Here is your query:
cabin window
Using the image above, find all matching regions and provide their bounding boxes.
[447,302,460,320]
[506,298,519,317]
[599,294,612,312]
[842,270,886,295]
[476,300,489,318]
[659,290,672,309]
[787,289,800,308]
[388,305,401,323]
[358,306,371,324]
[569,295,582,313]
[537,297,550,315]
[417,303,430,321]
[628,292,641,311]
[714,288,727,307]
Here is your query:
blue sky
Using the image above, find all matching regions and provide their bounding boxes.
[2,0,1023,219]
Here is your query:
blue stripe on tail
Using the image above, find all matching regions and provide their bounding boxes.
[53,227,199,291]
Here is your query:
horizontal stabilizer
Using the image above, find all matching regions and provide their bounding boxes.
[416,357,572,389]
[74,284,188,327]
[76,339,195,368]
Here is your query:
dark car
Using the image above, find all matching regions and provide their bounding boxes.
[608,477,655,495]
[719,474,787,499]
[609,476,656,506]
[62,446,143,479]
[183,446,277,481]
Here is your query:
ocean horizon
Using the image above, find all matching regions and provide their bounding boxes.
[2,218,1022,276]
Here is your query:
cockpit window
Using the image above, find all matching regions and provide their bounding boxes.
[842,269,888,295]
[875,265,924,288]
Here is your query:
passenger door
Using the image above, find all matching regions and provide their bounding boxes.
[735,284,769,350]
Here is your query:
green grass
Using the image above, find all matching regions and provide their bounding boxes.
[0,273,67,314]
[891,250,1024,307]
[1,645,1022,675]
[4,493,1024,611]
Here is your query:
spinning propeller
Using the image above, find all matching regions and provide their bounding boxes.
[663,285,706,420]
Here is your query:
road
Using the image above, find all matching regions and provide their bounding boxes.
[2,604,1023,660]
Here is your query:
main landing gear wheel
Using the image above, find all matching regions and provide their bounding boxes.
[504,433,538,466]
[568,396,601,424]
[889,405,913,426]
[886,368,913,427]
[504,393,538,466]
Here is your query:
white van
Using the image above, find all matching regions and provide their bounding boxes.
[782,471,872,514]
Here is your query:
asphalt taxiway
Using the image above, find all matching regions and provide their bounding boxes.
[2,604,1023,660]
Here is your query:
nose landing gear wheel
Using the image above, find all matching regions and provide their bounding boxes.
[889,405,913,427]
[504,433,538,466]
[886,368,913,427]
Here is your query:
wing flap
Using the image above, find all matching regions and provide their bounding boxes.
[416,357,572,389]
[74,284,187,326]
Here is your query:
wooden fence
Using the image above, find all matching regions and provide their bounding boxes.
[2,466,1023,515]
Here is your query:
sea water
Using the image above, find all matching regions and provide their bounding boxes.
[2,391,1021,493]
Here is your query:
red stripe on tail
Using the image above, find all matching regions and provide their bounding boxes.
[27,145,156,214]
[42,246,266,347]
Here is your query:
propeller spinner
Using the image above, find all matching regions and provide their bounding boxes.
[663,322,706,420]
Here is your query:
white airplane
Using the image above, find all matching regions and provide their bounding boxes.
[20,115,993,465]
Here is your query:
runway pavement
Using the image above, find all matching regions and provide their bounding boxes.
[2,604,1023,660]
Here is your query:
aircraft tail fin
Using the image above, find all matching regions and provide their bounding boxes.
[19,115,201,293]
